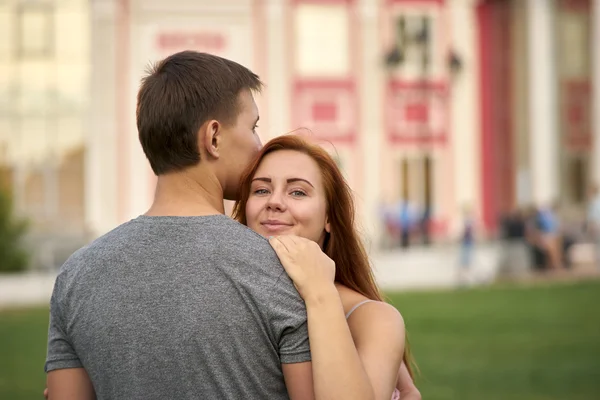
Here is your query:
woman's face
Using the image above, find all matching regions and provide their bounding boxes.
[245,150,330,246]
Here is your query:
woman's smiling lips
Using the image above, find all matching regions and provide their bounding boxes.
[261,219,293,232]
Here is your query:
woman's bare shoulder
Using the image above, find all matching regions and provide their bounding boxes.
[335,284,369,315]
[336,284,405,347]
[335,284,402,319]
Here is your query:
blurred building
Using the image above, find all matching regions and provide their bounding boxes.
[480,0,599,231]
[88,0,600,246]
[0,0,91,266]
[1,0,599,255]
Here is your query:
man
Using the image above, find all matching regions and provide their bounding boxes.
[45,51,313,399]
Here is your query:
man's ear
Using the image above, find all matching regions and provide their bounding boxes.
[200,120,221,159]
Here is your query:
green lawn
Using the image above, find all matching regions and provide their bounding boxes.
[0,306,49,400]
[387,280,600,400]
[1,280,599,400]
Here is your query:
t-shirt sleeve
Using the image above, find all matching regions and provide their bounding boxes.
[269,271,312,364]
[45,273,83,372]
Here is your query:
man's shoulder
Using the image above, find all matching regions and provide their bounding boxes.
[217,220,276,254]
[61,217,278,267]
[55,221,134,277]
[56,217,285,289]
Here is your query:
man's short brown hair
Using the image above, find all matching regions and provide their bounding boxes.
[137,51,263,175]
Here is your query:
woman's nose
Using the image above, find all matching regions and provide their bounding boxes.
[266,192,286,211]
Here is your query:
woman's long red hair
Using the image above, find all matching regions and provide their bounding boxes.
[232,134,415,377]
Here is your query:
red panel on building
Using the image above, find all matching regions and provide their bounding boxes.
[559,0,591,11]
[385,80,449,145]
[291,0,357,144]
[563,80,592,150]
[291,0,354,3]
[386,0,445,4]
[292,79,357,144]
[312,102,338,121]
[478,0,514,232]
[155,32,226,54]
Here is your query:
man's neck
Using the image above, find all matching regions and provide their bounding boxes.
[145,171,226,217]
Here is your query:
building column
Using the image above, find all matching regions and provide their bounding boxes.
[592,0,600,185]
[357,0,383,250]
[527,0,559,206]
[265,0,291,140]
[125,2,154,221]
[86,0,120,236]
[450,0,480,234]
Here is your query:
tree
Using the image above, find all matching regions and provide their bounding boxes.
[0,186,29,272]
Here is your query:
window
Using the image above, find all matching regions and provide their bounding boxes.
[567,156,587,204]
[385,7,444,80]
[423,155,432,206]
[294,3,350,77]
[395,15,431,71]
[398,155,434,206]
[400,158,409,200]
[16,2,54,59]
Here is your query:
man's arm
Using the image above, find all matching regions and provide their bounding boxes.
[262,245,315,399]
[46,271,95,399]
[282,362,315,400]
[47,368,95,400]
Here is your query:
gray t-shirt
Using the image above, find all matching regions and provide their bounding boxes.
[45,215,311,399]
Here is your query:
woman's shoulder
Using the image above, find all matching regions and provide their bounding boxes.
[336,284,405,348]
[336,284,403,323]
[336,284,367,313]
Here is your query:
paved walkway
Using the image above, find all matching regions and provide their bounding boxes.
[5,243,598,309]
[1,244,505,309]
[372,244,501,290]
[0,272,56,310]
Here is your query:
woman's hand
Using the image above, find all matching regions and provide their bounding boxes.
[396,362,421,400]
[269,235,336,304]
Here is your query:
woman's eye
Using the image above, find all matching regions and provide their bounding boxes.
[291,190,306,197]
[253,188,269,195]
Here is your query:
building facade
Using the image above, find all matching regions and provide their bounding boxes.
[478,0,599,230]
[86,0,600,247]
[0,0,90,236]
[1,0,598,253]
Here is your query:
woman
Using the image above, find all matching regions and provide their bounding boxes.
[233,135,420,400]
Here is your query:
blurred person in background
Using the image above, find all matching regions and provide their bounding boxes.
[535,202,564,272]
[498,207,532,277]
[419,204,431,246]
[379,198,400,250]
[457,205,476,286]
[398,198,414,249]
[587,184,600,269]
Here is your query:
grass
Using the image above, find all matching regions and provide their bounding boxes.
[0,306,49,400]
[387,280,600,400]
[1,280,599,399]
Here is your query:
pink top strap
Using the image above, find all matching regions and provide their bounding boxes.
[345,299,376,319]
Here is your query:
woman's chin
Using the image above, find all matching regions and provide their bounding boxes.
[253,225,293,237]
[263,226,295,236]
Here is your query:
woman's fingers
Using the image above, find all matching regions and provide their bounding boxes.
[269,236,289,253]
